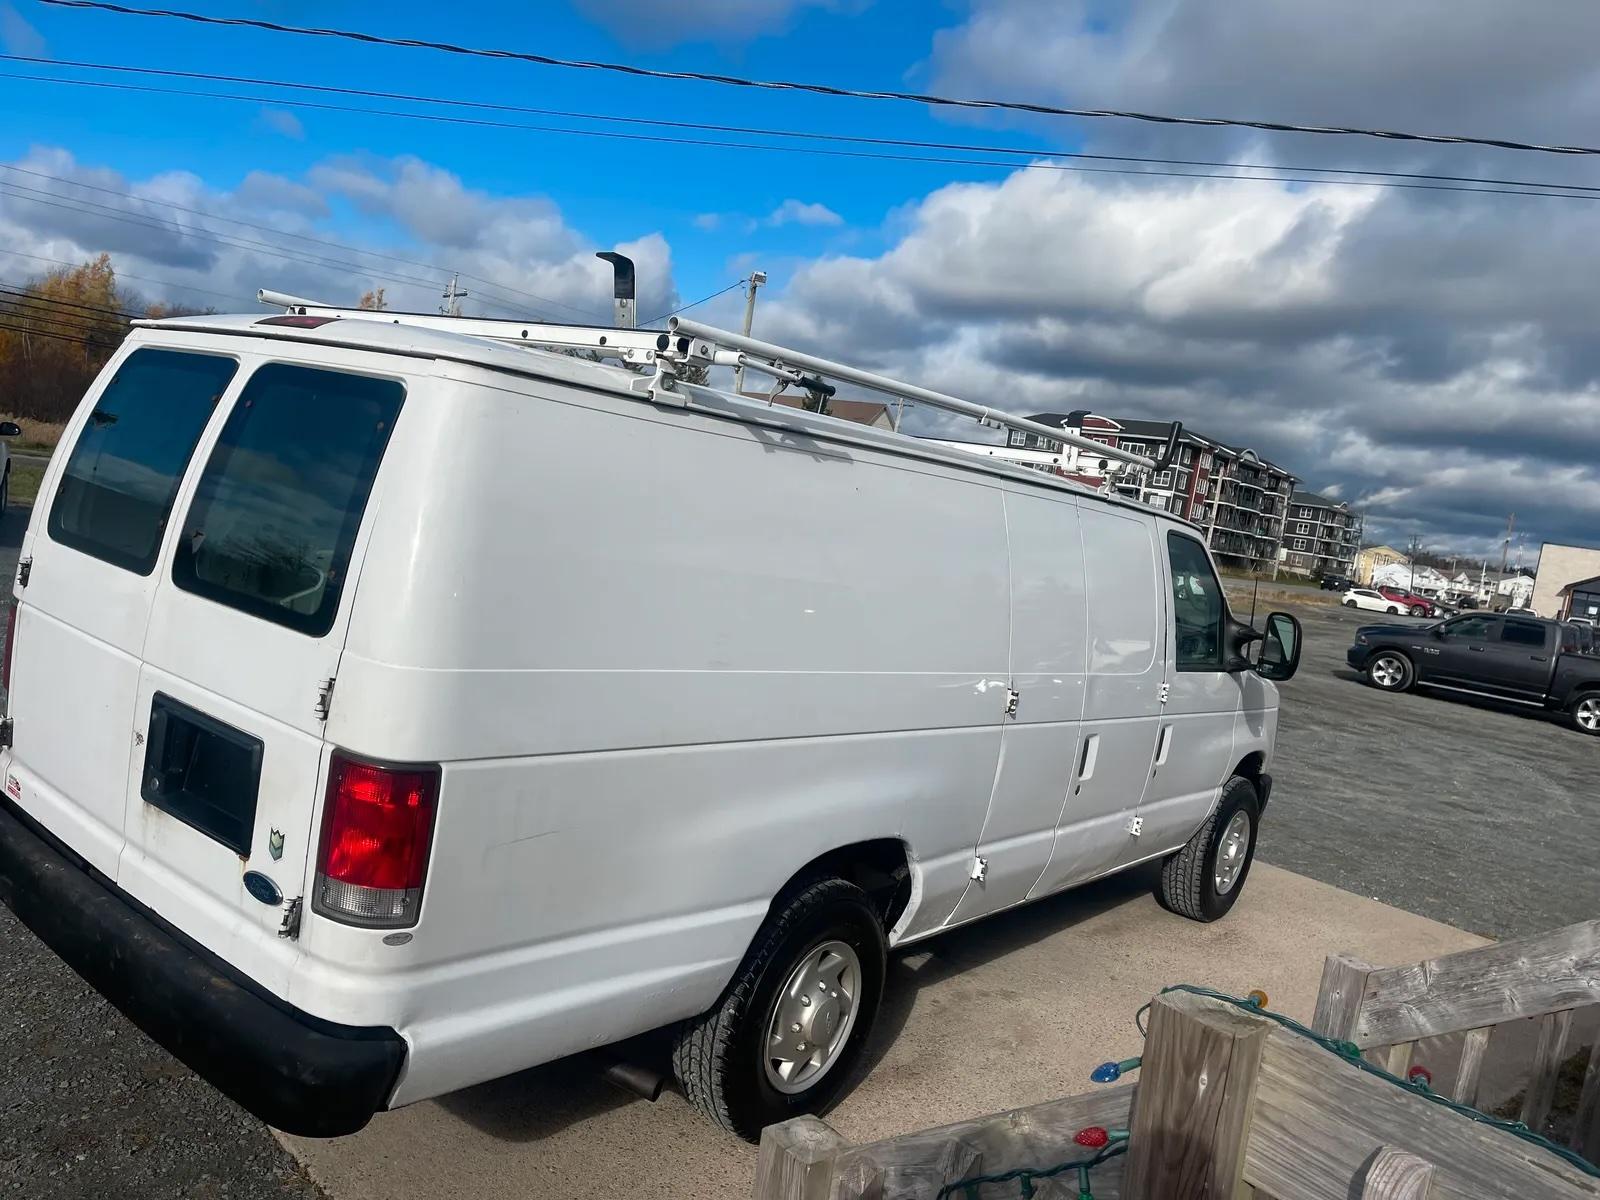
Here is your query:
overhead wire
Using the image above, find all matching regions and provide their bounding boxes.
[645,280,745,325]
[39,0,1600,158]
[10,54,1600,197]
[0,317,121,350]
[4,68,1599,203]
[0,247,254,306]
[0,281,144,321]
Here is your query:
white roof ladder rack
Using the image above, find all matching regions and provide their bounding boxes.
[256,289,1179,471]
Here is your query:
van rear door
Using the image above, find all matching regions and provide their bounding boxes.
[115,358,404,970]
[6,348,240,877]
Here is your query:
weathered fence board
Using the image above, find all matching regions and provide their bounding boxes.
[1449,1027,1490,1106]
[1521,1010,1575,1131]
[1359,1148,1436,1199]
[1243,993,1597,1200]
[1350,921,1600,1047]
[1574,1037,1600,1163]
[1121,995,1268,1199]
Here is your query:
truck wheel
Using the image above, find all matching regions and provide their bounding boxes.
[1570,694,1600,736]
[672,876,886,1141]
[1157,776,1259,923]
[1366,651,1413,692]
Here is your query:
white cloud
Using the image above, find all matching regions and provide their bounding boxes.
[258,109,305,140]
[766,199,845,228]
[0,2,44,56]
[692,212,722,232]
[0,147,679,326]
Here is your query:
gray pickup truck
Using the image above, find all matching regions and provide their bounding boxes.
[1346,612,1600,735]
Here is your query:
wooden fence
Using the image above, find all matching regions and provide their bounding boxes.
[754,920,1600,1199]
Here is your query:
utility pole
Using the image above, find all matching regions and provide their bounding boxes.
[1407,533,1422,591]
[1499,512,1515,577]
[441,273,468,317]
[732,270,767,396]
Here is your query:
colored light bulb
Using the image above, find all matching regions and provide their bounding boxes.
[1074,1126,1110,1149]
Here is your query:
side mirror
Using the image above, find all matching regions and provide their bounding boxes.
[1252,612,1302,681]
[1223,617,1263,673]
[1430,625,1445,638]
[0,422,19,437]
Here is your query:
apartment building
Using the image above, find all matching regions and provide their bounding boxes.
[929,412,1298,571]
[1281,490,1363,579]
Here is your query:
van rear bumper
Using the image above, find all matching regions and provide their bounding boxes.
[0,796,406,1138]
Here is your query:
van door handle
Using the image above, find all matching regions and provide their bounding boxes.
[1154,725,1173,768]
[1077,734,1099,786]
[1530,655,1549,662]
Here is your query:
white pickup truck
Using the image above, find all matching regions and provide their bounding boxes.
[0,309,1300,1141]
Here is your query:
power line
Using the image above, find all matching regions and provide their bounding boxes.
[0,247,253,305]
[41,0,1600,158]
[7,68,1600,205]
[10,55,1600,197]
[0,159,591,320]
[645,280,745,326]
[0,281,143,321]
[0,290,128,338]
[0,317,120,350]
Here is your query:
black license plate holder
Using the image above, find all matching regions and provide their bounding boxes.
[141,693,263,856]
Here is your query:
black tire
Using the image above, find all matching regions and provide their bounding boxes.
[1366,650,1413,692]
[672,876,886,1141]
[1386,605,1400,615]
[1343,598,1357,608]
[1569,692,1600,737]
[1157,776,1260,922]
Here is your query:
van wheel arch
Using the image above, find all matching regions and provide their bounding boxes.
[771,839,912,935]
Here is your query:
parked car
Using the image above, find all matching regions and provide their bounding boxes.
[1376,586,1437,617]
[1347,613,1600,733]
[0,419,21,510]
[1343,587,1404,614]
[1319,574,1353,591]
[0,312,1303,1142]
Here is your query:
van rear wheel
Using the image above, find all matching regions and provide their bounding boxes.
[1157,776,1259,923]
[672,876,886,1141]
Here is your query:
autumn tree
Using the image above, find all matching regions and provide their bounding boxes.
[358,288,388,311]
[0,253,130,422]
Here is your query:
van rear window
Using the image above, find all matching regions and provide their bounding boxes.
[47,349,238,575]
[170,363,403,637]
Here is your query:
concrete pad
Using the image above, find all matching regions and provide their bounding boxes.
[280,864,1484,1200]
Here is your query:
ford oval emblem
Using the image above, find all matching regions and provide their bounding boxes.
[243,870,283,907]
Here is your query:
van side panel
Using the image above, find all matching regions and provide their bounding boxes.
[1028,506,1163,897]
[315,370,1011,1097]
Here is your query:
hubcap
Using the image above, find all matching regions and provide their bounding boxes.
[1372,656,1403,688]
[1214,810,1252,895]
[764,940,861,1094]
[1578,698,1600,732]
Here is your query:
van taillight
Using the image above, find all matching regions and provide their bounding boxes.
[313,753,440,929]
[2,606,15,695]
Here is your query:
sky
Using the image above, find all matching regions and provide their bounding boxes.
[2,0,1599,564]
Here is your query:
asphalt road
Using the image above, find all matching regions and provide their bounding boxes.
[1257,598,1600,939]
[0,508,1592,1195]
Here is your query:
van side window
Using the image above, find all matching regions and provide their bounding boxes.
[171,364,403,637]
[47,349,238,575]
[1166,531,1225,671]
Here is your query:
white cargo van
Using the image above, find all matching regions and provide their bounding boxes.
[0,305,1301,1141]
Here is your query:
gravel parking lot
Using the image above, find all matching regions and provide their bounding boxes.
[1258,597,1600,940]
[0,497,1593,1195]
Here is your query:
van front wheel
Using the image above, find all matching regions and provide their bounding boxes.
[1157,777,1260,923]
[672,876,886,1141]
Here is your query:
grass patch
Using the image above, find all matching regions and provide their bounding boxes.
[9,461,44,507]
[1,414,66,456]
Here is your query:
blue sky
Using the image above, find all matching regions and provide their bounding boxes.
[1,0,1016,311]
[5,0,1600,558]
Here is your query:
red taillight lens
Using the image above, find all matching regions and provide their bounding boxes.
[2,605,15,696]
[313,753,439,928]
